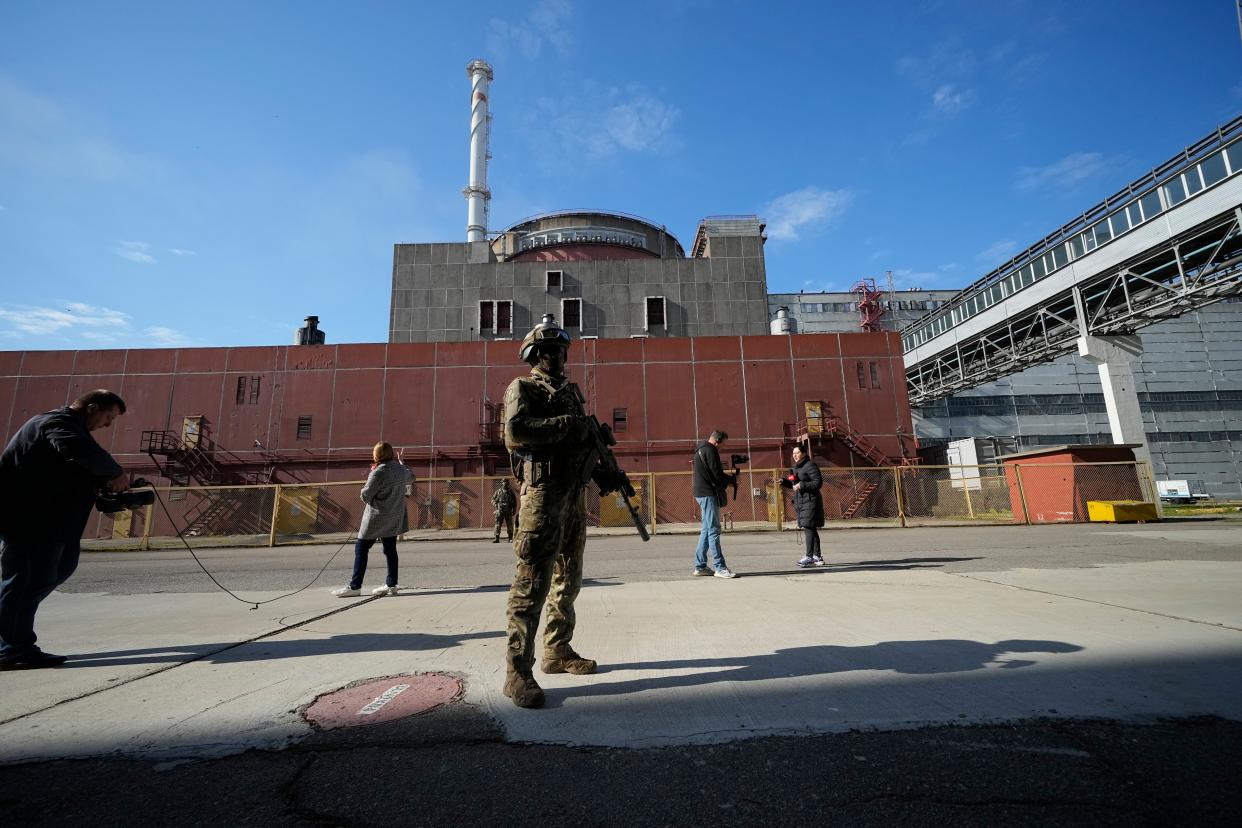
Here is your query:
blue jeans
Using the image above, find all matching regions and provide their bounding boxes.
[0,533,81,656]
[349,536,398,590]
[694,496,727,571]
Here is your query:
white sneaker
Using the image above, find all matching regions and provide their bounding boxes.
[332,587,361,598]
[812,556,826,566]
[714,568,738,579]
[371,585,402,596]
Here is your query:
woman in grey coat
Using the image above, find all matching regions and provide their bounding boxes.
[333,442,413,597]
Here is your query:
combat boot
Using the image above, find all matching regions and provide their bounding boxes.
[502,670,545,708]
[541,649,597,675]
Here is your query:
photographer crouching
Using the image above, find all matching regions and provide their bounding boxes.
[0,390,131,669]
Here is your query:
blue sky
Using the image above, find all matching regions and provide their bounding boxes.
[1,0,1239,350]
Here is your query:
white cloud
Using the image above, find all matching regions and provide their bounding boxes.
[896,38,978,83]
[0,301,197,347]
[487,0,573,61]
[1015,152,1109,192]
[167,247,196,257]
[976,239,1019,265]
[931,83,973,115]
[889,267,956,291]
[764,187,853,242]
[537,87,680,159]
[0,302,131,339]
[144,326,196,346]
[116,240,156,264]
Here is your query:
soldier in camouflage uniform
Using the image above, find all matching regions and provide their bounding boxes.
[491,481,516,543]
[501,314,597,709]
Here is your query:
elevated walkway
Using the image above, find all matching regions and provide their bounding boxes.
[903,117,1242,405]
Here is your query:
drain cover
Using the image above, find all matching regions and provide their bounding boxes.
[304,673,462,730]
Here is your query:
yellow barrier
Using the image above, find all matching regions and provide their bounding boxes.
[1087,500,1158,523]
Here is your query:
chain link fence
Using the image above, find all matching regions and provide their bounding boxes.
[82,461,1162,549]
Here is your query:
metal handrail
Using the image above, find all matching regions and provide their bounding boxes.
[904,114,1242,342]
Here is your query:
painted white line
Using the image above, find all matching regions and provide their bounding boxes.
[357,684,411,716]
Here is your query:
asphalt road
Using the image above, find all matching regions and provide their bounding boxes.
[66,519,1242,595]
[4,520,1240,826]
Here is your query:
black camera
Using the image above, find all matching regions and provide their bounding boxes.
[730,454,749,467]
[96,478,155,514]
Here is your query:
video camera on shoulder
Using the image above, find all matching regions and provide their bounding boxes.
[96,478,155,514]
[729,454,749,470]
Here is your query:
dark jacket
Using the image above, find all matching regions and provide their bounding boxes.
[0,407,123,542]
[692,440,731,500]
[790,456,824,528]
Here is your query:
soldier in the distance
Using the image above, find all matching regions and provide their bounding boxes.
[501,314,596,709]
[491,480,517,544]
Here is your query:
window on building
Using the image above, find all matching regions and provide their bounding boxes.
[236,376,262,405]
[869,361,881,389]
[612,407,628,433]
[479,300,514,335]
[546,270,563,290]
[497,300,512,335]
[296,416,312,440]
[1139,190,1162,222]
[562,298,582,329]
[856,361,866,390]
[645,296,666,330]
[1201,150,1228,186]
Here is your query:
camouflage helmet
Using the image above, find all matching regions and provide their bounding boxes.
[519,313,572,363]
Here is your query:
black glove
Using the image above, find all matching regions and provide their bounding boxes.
[562,415,592,443]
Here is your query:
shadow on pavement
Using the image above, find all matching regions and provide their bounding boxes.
[60,630,505,668]
[737,556,982,578]
[559,639,1083,705]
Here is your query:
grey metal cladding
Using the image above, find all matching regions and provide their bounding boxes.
[409,307,429,332]
[445,306,463,331]
[744,257,762,282]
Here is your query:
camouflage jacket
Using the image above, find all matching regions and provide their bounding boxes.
[503,367,588,488]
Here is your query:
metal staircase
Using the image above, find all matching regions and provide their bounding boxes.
[796,403,897,467]
[841,481,879,519]
[143,428,274,537]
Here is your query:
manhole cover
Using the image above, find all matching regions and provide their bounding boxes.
[304,673,462,730]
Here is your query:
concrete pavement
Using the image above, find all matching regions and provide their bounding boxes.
[2,521,1241,824]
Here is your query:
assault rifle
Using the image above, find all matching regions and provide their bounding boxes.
[579,415,650,541]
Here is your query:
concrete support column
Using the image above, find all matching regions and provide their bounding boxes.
[1077,334,1159,510]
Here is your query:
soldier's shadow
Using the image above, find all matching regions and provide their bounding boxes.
[541,639,1082,707]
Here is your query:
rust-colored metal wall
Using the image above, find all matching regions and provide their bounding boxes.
[0,332,913,483]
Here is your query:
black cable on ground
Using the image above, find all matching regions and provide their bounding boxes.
[152,488,356,610]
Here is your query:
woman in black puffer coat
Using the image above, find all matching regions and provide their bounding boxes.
[786,445,824,567]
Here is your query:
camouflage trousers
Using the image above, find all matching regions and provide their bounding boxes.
[492,511,514,542]
[504,486,586,674]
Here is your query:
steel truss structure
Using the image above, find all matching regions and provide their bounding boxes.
[906,208,1242,406]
